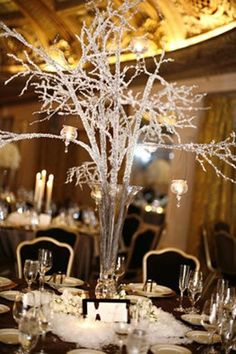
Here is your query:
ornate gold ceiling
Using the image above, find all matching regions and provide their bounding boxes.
[0,0,235,73]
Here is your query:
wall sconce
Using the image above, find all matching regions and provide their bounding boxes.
[60,125,78,153]
[170,179,188,207]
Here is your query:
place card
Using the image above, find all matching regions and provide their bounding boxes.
[82,299,130,323]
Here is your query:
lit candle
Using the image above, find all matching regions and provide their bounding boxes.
[36,179,44,212]
[41,169,47,201]
[45,174,54,213]
[34,172,41,206]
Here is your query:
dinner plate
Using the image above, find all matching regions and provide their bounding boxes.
[67,350,106,354]
[151,344,192,354]
[186,330,221,344]
[0,290,20,301]
[0,328,19,344]
[0,277,12,288]
[181,314,202,326]
[0,304,10,314]
[45,276,84,288]
[126,283,174,298]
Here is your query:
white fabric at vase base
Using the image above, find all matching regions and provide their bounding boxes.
[52,308,191,350]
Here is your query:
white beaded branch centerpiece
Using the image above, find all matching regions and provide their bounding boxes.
[0,0,235,295]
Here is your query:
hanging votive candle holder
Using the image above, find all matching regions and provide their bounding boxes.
[170,179,188,207]
[60,125,78,153]
[130,37,148,60]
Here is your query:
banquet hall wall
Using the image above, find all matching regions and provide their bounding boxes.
[0,71,235,256]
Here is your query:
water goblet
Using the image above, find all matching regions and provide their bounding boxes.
[126,328,149,354]
[201,298,220,354]
[174,264,190,312]
[23,260,39,292]
[18,315,40,354]
[187,270,203,313]
[38,249,53,291]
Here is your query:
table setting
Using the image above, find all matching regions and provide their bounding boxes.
[124,282,175,298]
[0,276,235,354]
[0,236,236,354]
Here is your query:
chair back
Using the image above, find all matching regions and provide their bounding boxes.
[143,247,200,293]
[16,237,74,278]
[36,227,77,247]
[122,214,142,248]
[202,226,216,272]
[214,221,230,233]
[215,231,236,276]
[126,224,163,273]
[143,210,165,226]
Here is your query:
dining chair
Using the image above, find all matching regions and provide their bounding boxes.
[201,226,219,295]
[16,236,74,278]
[142,210,165,226]
[214,221,231,233]
[143,247,200,293]
[121,213,142,249]
[124,223,164,281]
[214,230,236,282]
[36,227,77,248]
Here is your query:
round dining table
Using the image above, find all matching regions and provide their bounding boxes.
[0,279,228,354]
[0,224,98,280]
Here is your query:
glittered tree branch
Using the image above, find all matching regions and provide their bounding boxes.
[0,0,235,193]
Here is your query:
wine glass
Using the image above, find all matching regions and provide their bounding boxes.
[201,298,220,354]
[187,270,203,313]
[174,264,190,312]
[216,278,229,302]
[38,249,53,291]
[36,290,54,354]
[220,315,236,354]
[0,202,8,223]
[13,292,36,325]
[223,287,236,314]
[23,260,39,292]
[115,322,131,353]
[13,293,28,324]
[18,315,40,354]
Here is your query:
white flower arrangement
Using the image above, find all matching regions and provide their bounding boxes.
[0,143,21,169]
[53,290,83,317]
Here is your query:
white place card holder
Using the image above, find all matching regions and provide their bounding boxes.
[82,299,130,323]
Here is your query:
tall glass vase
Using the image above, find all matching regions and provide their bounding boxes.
[91,184,142,298]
